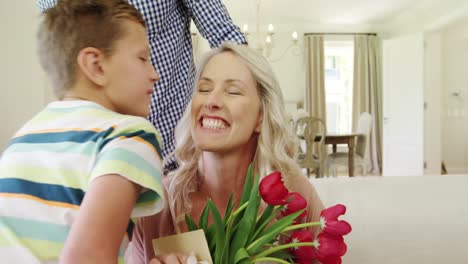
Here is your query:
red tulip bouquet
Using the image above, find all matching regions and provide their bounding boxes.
[185,165,352,264]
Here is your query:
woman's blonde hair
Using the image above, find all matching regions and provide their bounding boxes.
[167,42,303,223]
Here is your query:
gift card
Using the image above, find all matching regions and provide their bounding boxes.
[152,229,213,264]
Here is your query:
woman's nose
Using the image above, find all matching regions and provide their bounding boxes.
[204,90,223,110]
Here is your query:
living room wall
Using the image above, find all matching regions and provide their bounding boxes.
[0,3,46,151]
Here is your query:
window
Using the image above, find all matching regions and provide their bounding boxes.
[325,56,339,80]
[324,39,354,134]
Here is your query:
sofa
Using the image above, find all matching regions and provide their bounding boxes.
[312,175,468,264]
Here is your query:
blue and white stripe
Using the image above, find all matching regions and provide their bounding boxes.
[0,100,165,263]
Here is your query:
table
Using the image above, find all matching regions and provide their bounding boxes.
[324,133,362,177]
[298,133,362,177]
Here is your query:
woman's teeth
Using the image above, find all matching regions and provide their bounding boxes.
[202,118,227,130]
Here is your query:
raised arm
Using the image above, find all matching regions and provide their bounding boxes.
[182,0,247,48]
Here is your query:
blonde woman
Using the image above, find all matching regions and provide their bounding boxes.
[128,42,324,263]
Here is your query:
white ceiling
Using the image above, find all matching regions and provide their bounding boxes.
[223,0,466,31]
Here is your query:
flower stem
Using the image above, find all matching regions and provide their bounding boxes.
[250,205,282,242]
[283,222,321,232]
[226,201,249,224]
[251,257,292,264]
[252,242,317,260]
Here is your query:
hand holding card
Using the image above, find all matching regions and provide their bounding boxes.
[152,229,213,264]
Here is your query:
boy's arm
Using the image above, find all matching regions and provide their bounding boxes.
[60,174,141,264]
[182,0,247,48]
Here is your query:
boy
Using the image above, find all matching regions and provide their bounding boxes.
[0,0,165,263]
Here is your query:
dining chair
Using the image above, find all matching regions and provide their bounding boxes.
[296,116,327,178]
[326,112,372,176]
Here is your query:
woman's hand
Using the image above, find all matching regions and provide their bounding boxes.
[149,253,190,264]
[149,253,209,264]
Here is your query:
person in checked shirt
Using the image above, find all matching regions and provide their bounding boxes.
[37,0,247,172]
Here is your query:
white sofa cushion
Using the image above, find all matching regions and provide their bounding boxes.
[313,175,468,264]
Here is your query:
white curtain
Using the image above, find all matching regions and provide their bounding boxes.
[353,35,383,174]
[304,35,326,121]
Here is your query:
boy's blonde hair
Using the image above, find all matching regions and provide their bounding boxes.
[37,0,146,99]
[167,42,303,224]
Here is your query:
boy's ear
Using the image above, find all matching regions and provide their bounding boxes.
[76,47,108,86]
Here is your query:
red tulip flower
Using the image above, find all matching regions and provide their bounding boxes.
[259,171,289,205]
[297,256,342,264]
[185,166,352,264]
[288,230,316,261]
[289,231,346,264]
[315,233,347,258]
[295,258,315,264]
[320,204,352,236]
[281,192,308,219]
[316,256,342,264]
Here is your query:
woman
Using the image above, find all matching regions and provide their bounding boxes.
[128,42,324,263]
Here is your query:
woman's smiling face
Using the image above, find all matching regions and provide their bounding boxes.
[191,51,262,153]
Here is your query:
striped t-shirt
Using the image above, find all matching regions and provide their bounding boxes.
[0,100,165,263]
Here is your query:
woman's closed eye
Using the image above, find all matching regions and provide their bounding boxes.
[139,56,149,62]
[226,87,243,95]
[197,86,212,93]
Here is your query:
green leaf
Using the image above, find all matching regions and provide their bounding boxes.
[230,164,254,231]
[221,202,239,264]
[184,214,198,231]
[223,200,249,250]
[239,164,254,205]
[256,205,274,229]
[269,249,293,261]
[206,225,216,253]
[223,193,235,226]
[199,202,210,231]
[251,257,290,264]
[207,199,226,264]
[248,205,282,244]
[237,259,250,264]
[233,248,249,264]
[227,201,248,226]
[253,241,316,260]
[246,209,304,256]
[246,174,262,242]
[229,173,261,263]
